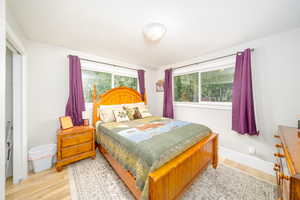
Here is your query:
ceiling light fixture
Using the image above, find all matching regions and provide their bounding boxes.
[143,23,166,41]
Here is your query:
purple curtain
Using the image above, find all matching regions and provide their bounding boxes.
[137,70,146,101]
[163,68,174,119]
[65,55,85,126]
[232,48,258,135]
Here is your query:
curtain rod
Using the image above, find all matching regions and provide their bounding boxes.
[77,57,139,71]
[173,48,254,70]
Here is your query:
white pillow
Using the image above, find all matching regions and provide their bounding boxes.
[138,105,152,118]
[99,104,123,123]
[122,102,145,108]
[99,104,123,109]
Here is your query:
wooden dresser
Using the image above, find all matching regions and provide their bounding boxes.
[56,126,96,171]
[274,126,300,200]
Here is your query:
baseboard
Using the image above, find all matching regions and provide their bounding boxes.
[219,146,274,175]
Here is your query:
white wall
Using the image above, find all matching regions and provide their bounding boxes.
[0,0,6,198]
[151,27,300,162]
[26,41,157,148]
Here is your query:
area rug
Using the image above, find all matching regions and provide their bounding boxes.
[68,152,277,200]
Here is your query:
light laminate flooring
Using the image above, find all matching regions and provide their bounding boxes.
[5,157,276,200]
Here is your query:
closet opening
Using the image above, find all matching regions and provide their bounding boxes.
[5,39,27,184]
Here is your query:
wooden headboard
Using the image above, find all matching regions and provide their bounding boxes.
[92,86,146,126]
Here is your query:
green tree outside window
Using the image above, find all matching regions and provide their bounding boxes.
[173,67,234,103]
[201,67,234,102]
[82,70,138,103]
[174,73,199,102]
[114,75,137,90]
[82,70,112,103]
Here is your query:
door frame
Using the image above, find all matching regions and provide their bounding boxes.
[0,0,6,198]
[6,24,28,184]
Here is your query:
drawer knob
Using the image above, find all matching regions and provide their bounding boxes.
[273,167,280,172]
[275,144,283,148]
[279,173,290,181]
[274,163,280,168]
[274,135,280,139]
[274,153,285,158]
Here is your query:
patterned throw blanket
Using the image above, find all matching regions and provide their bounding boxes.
[96,116,211,199]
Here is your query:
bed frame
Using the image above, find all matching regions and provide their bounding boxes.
[92,86,218,200]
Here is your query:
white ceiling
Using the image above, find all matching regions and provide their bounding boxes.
[8,0,300,68]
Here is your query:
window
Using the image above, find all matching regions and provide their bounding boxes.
[82,70,112,103]
[174,73,199,102]
[201,67,234,102]
[173,66,234,105]
[82,69,138,103]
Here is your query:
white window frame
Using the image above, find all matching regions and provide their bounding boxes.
[173,57,235,110]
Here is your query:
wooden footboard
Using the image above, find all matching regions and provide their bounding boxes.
[149,133,218,200]
[98,133,218,200]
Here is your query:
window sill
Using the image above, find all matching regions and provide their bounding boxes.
[173,102,232,110]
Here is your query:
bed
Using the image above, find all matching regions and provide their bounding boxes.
[92,86,218,200]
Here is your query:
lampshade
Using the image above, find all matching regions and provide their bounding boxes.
[143,23,166,41]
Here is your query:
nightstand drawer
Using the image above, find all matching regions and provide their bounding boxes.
[61,131,93,148]
[61,142,92,158]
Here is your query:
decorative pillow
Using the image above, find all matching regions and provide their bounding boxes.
[133,107,142,119]
[139,106,152,118]
[123,106,143,120]
[113,109,130,122]
[123,106,135,120]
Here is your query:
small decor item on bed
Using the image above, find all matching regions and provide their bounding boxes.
[113,110,130,122]
[59,116,74,130]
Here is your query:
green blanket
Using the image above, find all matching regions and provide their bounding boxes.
[96,116,211,199]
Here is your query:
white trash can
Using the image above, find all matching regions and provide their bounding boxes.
[28,144,57,173]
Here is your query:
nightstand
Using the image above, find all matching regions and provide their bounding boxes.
[55,126,96,171]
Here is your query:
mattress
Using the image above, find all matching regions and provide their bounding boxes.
[95,116,211,199]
